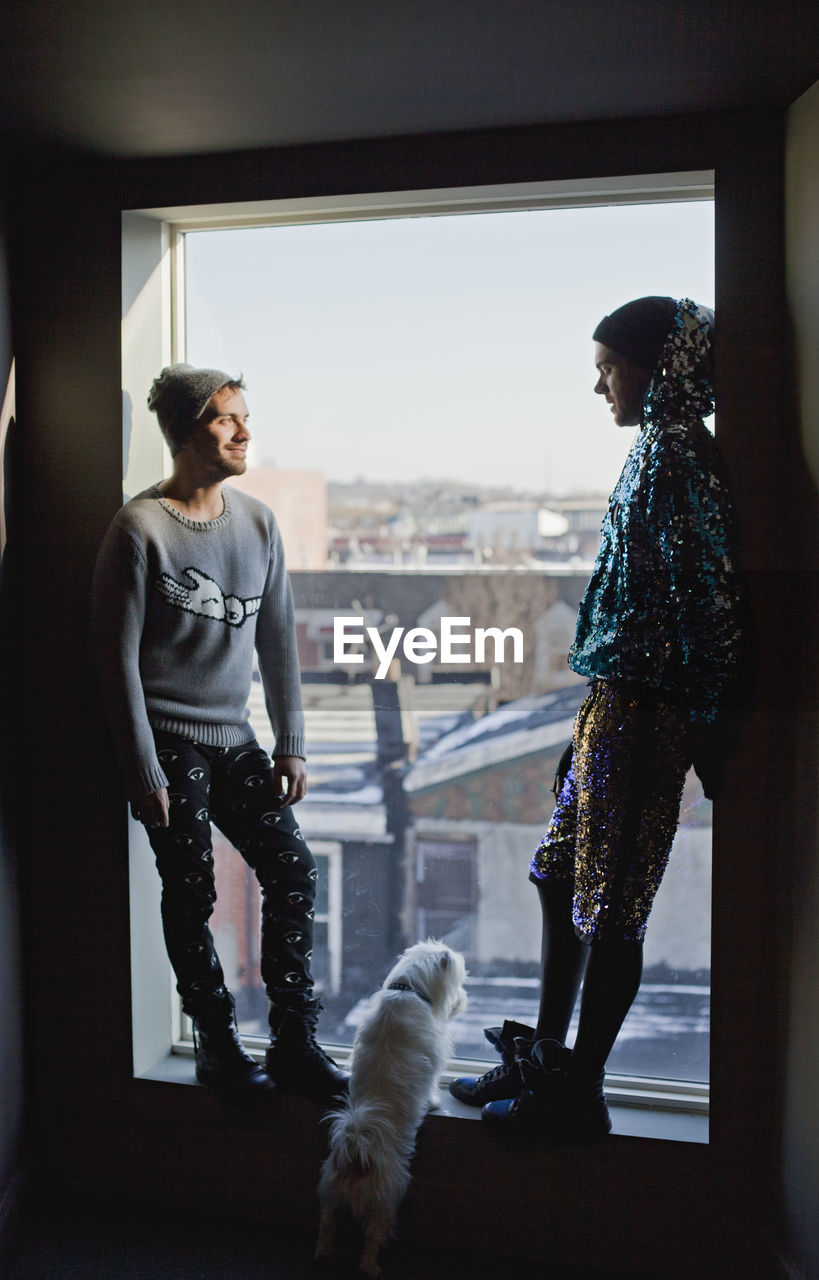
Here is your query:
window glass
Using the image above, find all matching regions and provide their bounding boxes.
[187,198,714,1083]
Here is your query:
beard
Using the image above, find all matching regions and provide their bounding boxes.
[199,440,248,480]
[219,452,248,477]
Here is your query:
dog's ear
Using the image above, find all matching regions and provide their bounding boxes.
[439,951,450,970]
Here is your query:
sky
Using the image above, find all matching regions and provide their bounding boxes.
[185,198,714,498]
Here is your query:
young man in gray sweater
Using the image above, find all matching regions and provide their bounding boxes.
[92,363,347,1105]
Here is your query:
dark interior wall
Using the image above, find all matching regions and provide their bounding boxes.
[8,148,133,1155]
[780,81,819,1280]
[3,113,806,1277]
[0,184,25,1269]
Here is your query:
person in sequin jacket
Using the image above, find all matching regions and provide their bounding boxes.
[451,296,744,1143]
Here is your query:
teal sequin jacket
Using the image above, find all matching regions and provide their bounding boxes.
[569,300,743,728]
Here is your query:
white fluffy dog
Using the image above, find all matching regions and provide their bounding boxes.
[315,940,468,1277]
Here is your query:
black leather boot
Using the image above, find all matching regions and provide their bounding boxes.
[192,992,277,1103]
[481,1038,611,1144]
[265,1005,349,1102]
[449,1019,535,1106]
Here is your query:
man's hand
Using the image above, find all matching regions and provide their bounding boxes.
[272,755,308,805]
[136,786,170,829]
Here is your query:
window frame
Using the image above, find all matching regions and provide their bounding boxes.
[123,168,715,1131]
[311,839,344,996]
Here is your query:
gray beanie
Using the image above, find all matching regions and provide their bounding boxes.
[147,363,241,455]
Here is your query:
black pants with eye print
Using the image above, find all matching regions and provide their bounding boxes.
[146,730,318,1021]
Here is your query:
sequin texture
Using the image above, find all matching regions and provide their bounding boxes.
[530,682,690,942]
[530,298,742,943]
[570,299,742,728]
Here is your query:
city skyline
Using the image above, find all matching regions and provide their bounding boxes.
[185,197,714,497]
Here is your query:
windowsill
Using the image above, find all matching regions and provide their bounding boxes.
[136,1050,708,1145]
[442,1091,708,1143]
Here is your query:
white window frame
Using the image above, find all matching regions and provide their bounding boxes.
[123,169,714,1126]
[311,839,343,996]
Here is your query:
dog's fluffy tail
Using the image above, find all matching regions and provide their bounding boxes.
[325,1100,409,1176]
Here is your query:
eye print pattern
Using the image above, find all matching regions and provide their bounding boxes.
[148,735,319,1006]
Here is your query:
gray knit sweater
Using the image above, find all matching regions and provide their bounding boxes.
[91,484,305,804]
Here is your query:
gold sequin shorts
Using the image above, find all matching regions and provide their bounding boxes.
[530,680,691,943]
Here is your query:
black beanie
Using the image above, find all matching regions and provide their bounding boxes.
[593,297,678,372]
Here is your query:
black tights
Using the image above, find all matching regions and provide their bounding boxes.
[534,878,643,1080]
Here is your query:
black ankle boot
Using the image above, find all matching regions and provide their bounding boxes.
[449,1019,535,1106]
[481,1039,611,1145]
[192,992,277,1103]
[265,1006,349,1102]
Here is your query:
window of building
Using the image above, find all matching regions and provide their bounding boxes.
[415,837,479,952]
[123,173,715,1117]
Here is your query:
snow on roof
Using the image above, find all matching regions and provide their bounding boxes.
[404,683,585,793]
[305,761,384,805]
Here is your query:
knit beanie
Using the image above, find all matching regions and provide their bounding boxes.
[593,297,678,373]
[147,363,239,455]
